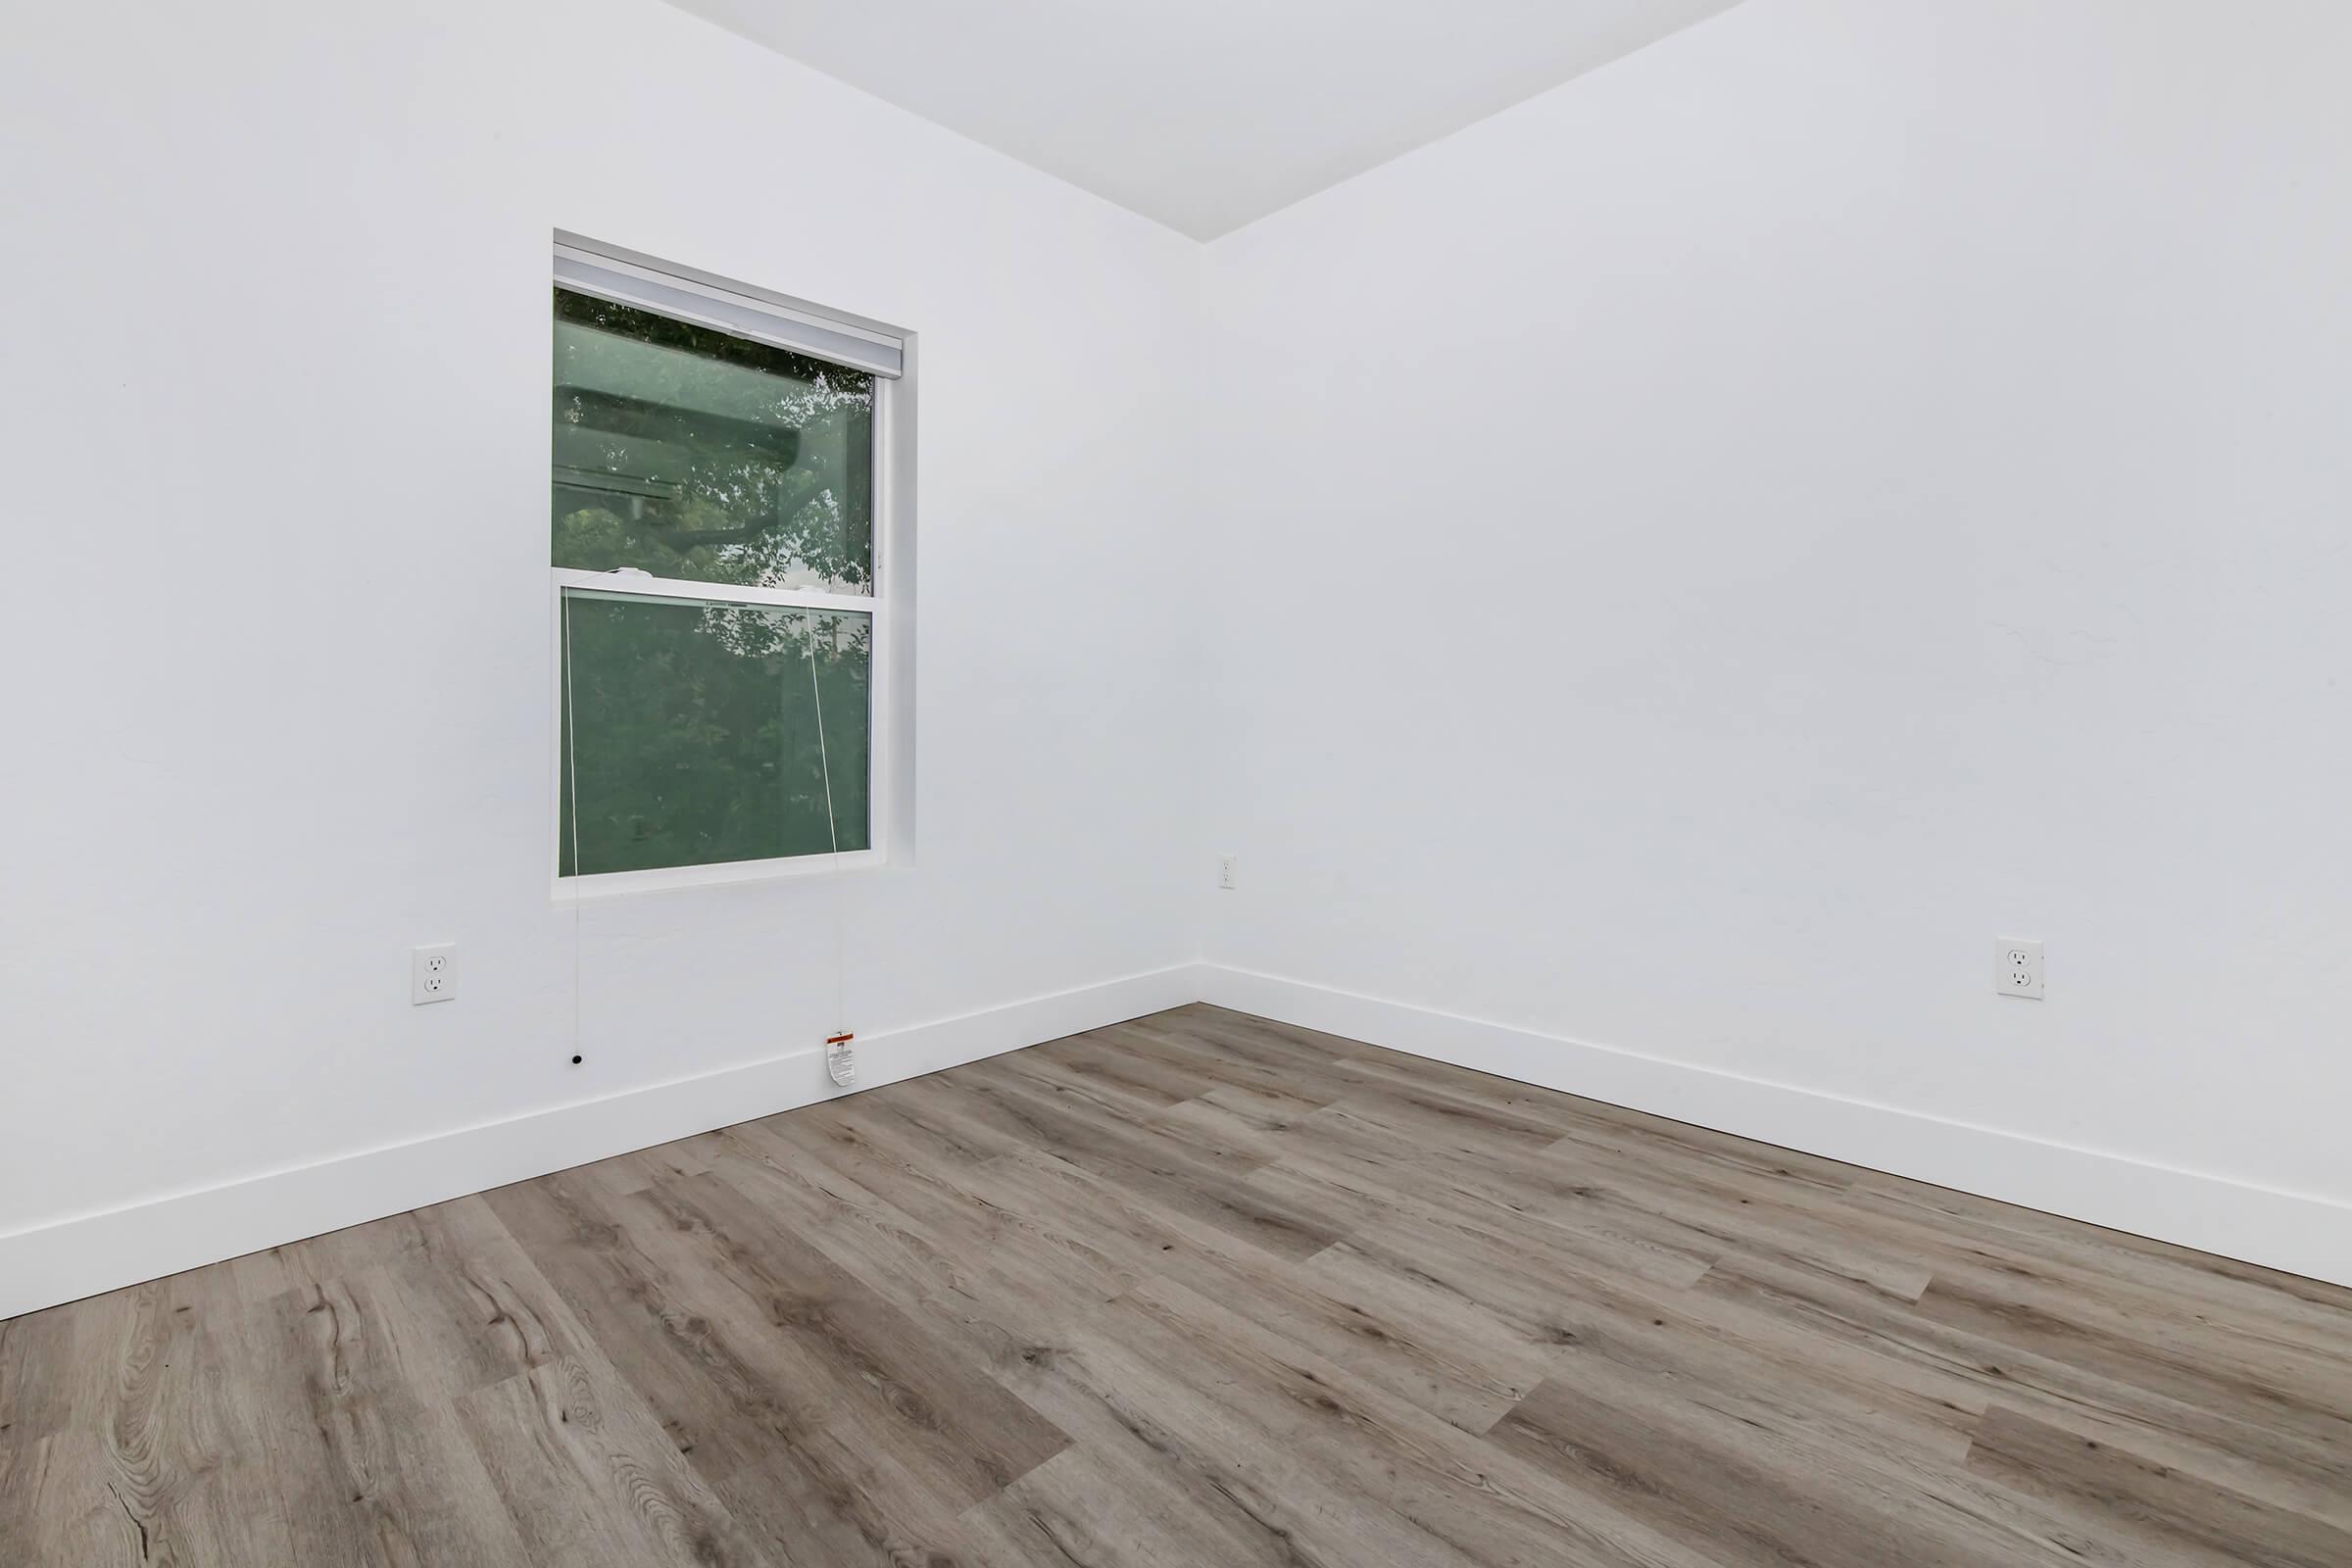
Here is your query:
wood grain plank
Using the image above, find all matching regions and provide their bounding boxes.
[456,1355,776,1568]
[1965,1403,2352,1568]
[626,1172,1071,1502]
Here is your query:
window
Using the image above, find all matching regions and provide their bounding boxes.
[551,237,908,888]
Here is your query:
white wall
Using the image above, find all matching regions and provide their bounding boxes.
[0,0,1201,1313]
[1199,0,2352,1277]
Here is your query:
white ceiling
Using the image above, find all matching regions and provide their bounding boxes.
[664,0,1745,239]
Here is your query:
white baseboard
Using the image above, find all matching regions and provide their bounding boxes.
[1195,963,2352,1290]
[12,959,2342,1319]
[0,964,1200,1321]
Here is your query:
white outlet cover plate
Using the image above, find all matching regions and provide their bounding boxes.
[412,944,456,1005]
[1995,938,2044,1000]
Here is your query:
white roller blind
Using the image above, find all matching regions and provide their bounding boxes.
[554,234,906,379]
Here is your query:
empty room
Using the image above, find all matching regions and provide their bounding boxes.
[4,0,2349,1563]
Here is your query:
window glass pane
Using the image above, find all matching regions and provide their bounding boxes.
[553,288,873,594]
[560,592,871,876]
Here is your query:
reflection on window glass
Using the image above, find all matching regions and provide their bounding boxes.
[552,288,874,594]
[560,593,871,876]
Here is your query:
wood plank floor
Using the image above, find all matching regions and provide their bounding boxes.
[4,1004,2348,1566]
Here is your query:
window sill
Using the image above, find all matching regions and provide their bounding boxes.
[553,848,887,902]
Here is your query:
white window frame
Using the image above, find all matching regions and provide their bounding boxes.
[549,234,916,899]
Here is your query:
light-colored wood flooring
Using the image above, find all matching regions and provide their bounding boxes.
[4,1004,2348,1566]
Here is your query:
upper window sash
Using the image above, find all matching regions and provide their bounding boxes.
[552,283,880,597]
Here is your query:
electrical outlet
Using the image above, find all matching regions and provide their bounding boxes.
[1217,854,1239,891]
[411,944,456,1004]
[1995,939,2043,1000]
